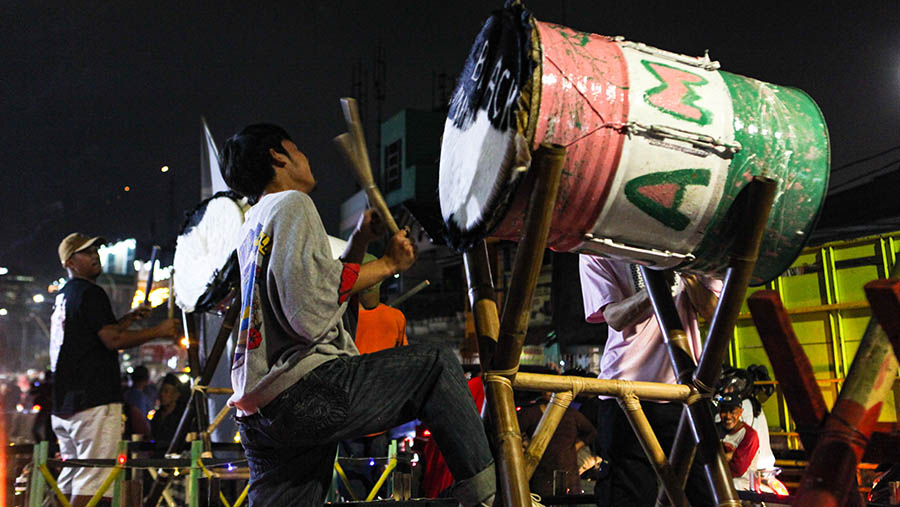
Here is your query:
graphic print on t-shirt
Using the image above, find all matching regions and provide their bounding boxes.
[233,223,268,370]
[49,293,66,372]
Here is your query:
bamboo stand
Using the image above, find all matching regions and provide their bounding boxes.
[654,176,777,507]
[464,165,779,505]
[144,292,241,507]
[463,143,566,506]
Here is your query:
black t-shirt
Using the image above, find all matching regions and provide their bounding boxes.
[49,278,122,415]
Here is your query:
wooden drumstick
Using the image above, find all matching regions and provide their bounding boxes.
[333,131,401,235]
[144,245,161,306]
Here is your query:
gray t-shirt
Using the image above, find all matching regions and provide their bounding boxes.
[228,190,358,415]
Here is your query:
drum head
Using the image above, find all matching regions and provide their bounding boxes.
[438,4,538,250]
[174,192,249,312]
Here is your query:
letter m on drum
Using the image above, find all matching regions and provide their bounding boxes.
[625,169,711,231]
[641,60,712,125]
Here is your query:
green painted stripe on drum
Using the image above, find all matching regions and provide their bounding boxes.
[690,71,830,285]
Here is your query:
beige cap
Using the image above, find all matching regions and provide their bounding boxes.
[58,233,106,266]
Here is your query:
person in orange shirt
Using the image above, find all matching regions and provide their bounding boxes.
[339,255,409,500]
[355,254,408,354]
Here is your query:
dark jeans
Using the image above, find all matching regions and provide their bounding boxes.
[236,344,495,506]
[594,399,714,507]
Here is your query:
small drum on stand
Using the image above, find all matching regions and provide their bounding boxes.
[439,5,830,285]
[174,192,250,313]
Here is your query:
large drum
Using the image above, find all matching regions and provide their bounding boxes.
[439,6,829,285]
[174,192,250,313]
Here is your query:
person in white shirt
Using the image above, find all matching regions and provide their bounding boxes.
[579,256,721,506]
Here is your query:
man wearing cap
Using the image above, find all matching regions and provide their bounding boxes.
[50,233,179,507]
[717,396,760,491]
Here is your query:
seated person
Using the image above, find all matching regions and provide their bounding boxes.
[717,395,760,490]
[150,374,188,450]
[517,391,597,498]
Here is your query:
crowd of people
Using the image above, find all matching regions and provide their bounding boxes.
[32,122,778,507]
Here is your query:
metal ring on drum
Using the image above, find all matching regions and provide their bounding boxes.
[438,4,830,285]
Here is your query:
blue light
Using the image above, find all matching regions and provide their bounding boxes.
[368,459,376,467]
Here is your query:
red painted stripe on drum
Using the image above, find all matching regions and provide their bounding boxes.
[492,22,628,251]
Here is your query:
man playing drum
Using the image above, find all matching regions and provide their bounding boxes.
[219,124,495,506]
[579,256,721,506]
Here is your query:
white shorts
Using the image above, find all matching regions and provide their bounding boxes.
[51,403,123,498]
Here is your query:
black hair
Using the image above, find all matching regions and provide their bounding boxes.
[220,123,293,203]
[130,365,149,383]
[161,373,182,388]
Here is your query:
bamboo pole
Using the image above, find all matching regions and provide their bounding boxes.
[619,394,689,507]
[523,391,573,479]
[654,177,777,507]
[694,176,778,391]
[464,243,501,371]
[512,373,692,402]
[487,143,566,507]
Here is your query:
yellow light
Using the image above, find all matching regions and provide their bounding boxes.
[131,287,170,309]
[161,165,169,173]
[147,409,155,420]
[179,336,189,348]
[124,186,131,192]
[183,366,191,373]
[233,432,241,443]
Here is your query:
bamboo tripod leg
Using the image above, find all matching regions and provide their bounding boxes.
[653,177,777,507]
[619,394,689,507]
[466,144,566,507]
[464,242,500,372]
[523,392,573,480]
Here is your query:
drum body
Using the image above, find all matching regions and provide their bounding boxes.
[439,8,830,284]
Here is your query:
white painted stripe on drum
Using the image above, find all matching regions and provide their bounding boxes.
[439,109,518,232]
[581,44,735,264]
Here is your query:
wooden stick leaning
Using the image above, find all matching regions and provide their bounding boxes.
[333,97,400,234]
[144,245,161,305]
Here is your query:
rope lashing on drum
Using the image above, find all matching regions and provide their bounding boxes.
[543,54,655,150]
[543,55,611,143]
[544,54,741,157]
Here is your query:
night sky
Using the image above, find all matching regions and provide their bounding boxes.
[2,1,898,283]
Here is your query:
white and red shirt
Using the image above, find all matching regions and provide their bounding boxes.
[721,421,760,489]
